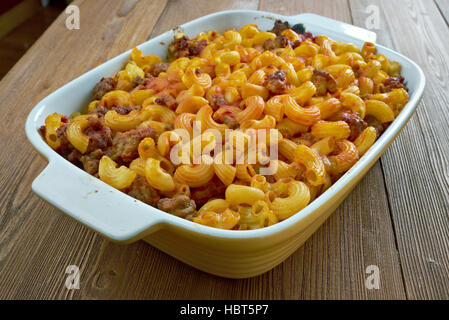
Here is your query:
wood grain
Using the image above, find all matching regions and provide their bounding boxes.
[0,0,446,300]
[150,0,259,38]
[435,0,449,25]
[350,0,449,299]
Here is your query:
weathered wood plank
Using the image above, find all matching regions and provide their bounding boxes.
[257,0,407,299]
[149,0,259,38]
[0,0,169,299]
[350,0,449,300]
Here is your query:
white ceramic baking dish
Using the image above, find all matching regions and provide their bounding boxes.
[25,10,425,278]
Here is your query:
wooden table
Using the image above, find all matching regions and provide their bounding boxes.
[0,0,447,300]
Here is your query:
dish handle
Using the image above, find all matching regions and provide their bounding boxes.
[293,13,377,43]
[32,160,166,243]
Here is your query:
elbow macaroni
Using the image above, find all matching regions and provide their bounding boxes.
[40,21,409,230]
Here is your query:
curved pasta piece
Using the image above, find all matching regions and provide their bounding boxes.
[66,117,90,154]
[99,156,136,190]
[365,100,395,123]
[100,90,131,108]
[278,138,297,162]
[265,95,285,121]
[340,92,366,118]
[216,51,241,65]
[145,158,175,192]
[329,140,359,174]
[213,152,237,186]
[196,105,228,134]
[248,69,266,85]
[294,144,326,186]
[104,109,144,131]
[325,64,355,89]
[44,113,65,149]
[223,30,242,48]
[235,164,256,182]
[370,88,409,108]
[176,96,209,114]
[240,115,276,130]
[288,81,316,105]
[240,83,269,100]
[315,97,342,120]
[141,104,176,123]
[311,120,351,139]
[272,160,297,181]
[157,131,182,157]
[182,69,212,89]
[225,184,265,205]
[174,161,215,188]
[194,203,240,230]
[252,31,276,45]
[129,157,146,176]
[310,136,336,155]
[276,118,308,138]
[236,96,265,123]
[174,113,196,135]
[176,84,205,103]
[353,126,377,156]
[237,201,278,230]
[268,180,310,221]
[130,89,155,106]
[282,95,320,126]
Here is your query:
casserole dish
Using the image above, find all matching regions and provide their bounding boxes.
[25,10,425,278]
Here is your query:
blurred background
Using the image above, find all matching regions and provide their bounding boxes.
[0,0,69,79]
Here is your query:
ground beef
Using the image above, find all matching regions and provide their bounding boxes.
[107,127,156,165]
[80,148,104,176]
[167,36,208,60]
[114,105,135,115]
[291,39,302,49]
[312,68,338,95]
[148,62,170,77]
[127,176,160,206]
[263,35,290,50]
[38,125,46,138]
[155,94,177,110]
[365,115,385,138]
[55,122,82,165]
[209,93,227,111]
[168,36,190,59]
[157,194,196,218]
[302,32,314,40]
[67,148,82,164]
[132,76,145,88]
[89,105,109,117]
[264,70,287,94]
[189,39,208,56]
[190,177,226,207]
[269,20,291,36]
[329,111,367,141]
[92,77,116,100]
[83,117,113,153]
[383,76,408,92]
[89,105,135,117]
